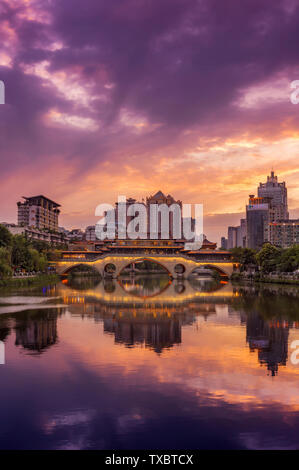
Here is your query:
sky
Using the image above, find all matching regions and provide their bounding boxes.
[0,0,299,244]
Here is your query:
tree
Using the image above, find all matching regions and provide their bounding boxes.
[0,230,49,275]
[37,254,48,272]
[0,261,12,278]
[0,225,12,248]
[28,249,47,272]
[230,247,257,272]
[255,243,282,273]
[30,239,51,254]
[278,245,299,272]
[0,246,11,264]
[0,247,12,278]
[11,235,31,270]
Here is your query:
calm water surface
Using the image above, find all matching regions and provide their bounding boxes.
[0,275,299,450]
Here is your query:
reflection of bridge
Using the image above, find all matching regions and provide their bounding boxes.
[58,279,234,354]
[59,277,235,305]
[54,253,237,278]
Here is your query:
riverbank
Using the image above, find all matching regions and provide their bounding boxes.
[231,272,299,286]
[0,273,60,288]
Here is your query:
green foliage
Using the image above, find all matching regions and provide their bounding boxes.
[27,248,48,272]
[30,239,51,253]
[277,245,299,272]
[231,244,299,275]
[230,272,242,281]
[0,261,12,277]
[0,246,11,264]
[0,225,13,248]
[0,274,59,288]
[0,227,51,278]
[0,247,12,277]
[255,243,282,273]
[11,235,27,269]
[230,247,257,271]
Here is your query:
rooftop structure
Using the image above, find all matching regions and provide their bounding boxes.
[258,171,288,220]
[17,195,60,232]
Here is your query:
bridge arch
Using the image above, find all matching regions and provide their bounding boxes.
[118,258,172,277]
[60,263,101,276]
[199,264,230,278]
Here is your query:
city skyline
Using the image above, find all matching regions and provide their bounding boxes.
[2,170,297,248]
[1,1,299,246]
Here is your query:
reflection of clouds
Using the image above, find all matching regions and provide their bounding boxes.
[42,409,98,449]
[117,412,145,433]
[239,432,298,450]
[43,409,96,435]
[58,308,299,412]
[2,285,299,449]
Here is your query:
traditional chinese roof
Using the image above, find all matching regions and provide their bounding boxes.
[202,238,216,246]
[151,190,166,199]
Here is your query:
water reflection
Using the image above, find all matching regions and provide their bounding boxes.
[246,311,289,377]
[119,274,171,298]
[0,276,299,449]
[56,276,227,354]
[0,277,297,374]
[0,308,63,355]
[15,310,59,354]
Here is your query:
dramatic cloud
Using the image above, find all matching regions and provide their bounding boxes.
[0,0,299,242]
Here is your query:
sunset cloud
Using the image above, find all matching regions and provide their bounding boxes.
[1,0,299,243]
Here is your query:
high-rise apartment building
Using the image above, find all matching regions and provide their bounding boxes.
[246,195,272,249]
[228,226,238,249]
[17,195,60,232]
[114,191,183,239]
[227,219,247,249]
[269,220,299,248]
[258,171,288,221]
[221,237,228,250]
[146,191,183,239]
[239,218,247,247]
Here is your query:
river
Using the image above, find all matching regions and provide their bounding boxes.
[0,275,299,449]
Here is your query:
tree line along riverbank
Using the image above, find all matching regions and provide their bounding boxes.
[0,224,65,283]
[1,223,299,287]
[0,273,60,288]
[230,244,299,285]
[231,272,299,285]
